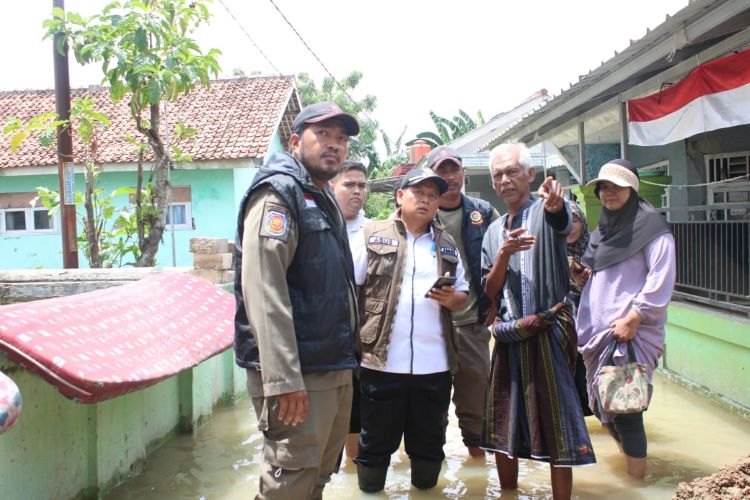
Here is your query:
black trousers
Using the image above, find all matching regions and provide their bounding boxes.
[356,368,452,469]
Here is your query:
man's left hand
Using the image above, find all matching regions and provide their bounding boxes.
[538,176,564,213]
[428,286,468,312]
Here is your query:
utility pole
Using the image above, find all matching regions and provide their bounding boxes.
[53,0,79,268]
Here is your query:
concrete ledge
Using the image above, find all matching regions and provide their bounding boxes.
[0,267,191,304]
[664,300,750,412]
[658,367,750,420]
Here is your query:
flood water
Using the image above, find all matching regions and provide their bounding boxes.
[107,373,750,499]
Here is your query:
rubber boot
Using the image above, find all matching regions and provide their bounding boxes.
[410,458,442,490]
[357,463,388,493]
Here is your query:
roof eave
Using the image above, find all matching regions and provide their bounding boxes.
[484,0,750,150]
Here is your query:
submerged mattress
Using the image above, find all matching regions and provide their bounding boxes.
[0,272,234,403]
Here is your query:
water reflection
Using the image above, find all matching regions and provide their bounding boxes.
[106,373,750,499]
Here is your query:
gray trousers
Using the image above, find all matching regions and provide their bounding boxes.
[451,321,491,447]
[248,371,352,500]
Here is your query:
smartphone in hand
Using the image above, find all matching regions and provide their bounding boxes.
[425,276,457,298]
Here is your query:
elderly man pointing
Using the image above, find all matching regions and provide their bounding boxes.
[481,142,595,500]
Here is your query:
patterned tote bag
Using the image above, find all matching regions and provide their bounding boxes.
[597,341,649,414]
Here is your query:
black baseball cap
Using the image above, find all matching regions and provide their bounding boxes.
[292,101,360,136]
[426,145,462,170]
[399,168,449,194]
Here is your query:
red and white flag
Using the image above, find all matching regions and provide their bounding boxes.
[627,49,750,146]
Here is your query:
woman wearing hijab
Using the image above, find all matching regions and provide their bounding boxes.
[567,201,590,306]
[567,201,593,417]
[572,159,676,479]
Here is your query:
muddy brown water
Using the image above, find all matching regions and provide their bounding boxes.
[106,373,750,499]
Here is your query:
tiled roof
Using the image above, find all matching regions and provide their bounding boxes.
[390,162,416,177]
[0,76,299,169]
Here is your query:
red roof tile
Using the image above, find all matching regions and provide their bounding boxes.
[390,162,416,177]
[0,76,299,169]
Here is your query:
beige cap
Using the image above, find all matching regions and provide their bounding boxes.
[585,159,639,191]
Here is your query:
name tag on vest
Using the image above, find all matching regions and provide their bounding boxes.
[368,236,398,247]
[440,247,459,258]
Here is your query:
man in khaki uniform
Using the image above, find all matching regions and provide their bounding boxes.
[233,101,360,499]
[427,146,500,457]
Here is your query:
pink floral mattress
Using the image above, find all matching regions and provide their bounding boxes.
[0,272,234,403]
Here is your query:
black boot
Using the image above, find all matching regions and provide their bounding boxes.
[357,463,388,493]
[411,458,442,490]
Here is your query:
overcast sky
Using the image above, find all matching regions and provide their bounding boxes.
[1,0,688,151]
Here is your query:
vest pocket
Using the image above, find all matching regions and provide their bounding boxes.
[359,298,385,344]
[366,243,398,276]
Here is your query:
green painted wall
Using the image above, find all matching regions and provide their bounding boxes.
[142,377,181,451]
[664,301,750,409]
[0,174,66,269]
[0,129,285,270]
[0,365,92,500]
[1,169,239,269]
[0,349,246,500]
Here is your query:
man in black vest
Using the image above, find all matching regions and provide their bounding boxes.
[427,146,500,458]
[234,101,360,499]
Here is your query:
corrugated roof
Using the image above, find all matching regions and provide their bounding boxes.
[0,76,299,169]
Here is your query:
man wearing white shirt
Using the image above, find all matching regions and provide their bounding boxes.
[351,168,469,493]
[330,160,371,462]
[331,160,371,242]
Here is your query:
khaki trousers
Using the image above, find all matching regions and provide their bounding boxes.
[248,371,353,500]
[452,322,491,447]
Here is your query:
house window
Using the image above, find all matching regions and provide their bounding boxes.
[0,192,58,236]
[638,160,670,177]
[166,186,192,230]
[705,151,750,221]
[166,202,192,230]
[127,186,193,230]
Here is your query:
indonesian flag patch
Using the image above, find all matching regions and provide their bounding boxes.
[259,202,290,242]
[303,193,317,208]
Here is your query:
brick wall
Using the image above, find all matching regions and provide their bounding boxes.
[189,237,235,284]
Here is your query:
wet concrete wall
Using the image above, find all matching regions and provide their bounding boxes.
[663,301,750,418]
[0,269,247,499]
[0,351,246,499]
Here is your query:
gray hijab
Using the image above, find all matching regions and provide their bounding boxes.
[582,190,670,271]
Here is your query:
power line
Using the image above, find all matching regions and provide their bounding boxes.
[267,0,379,131]
[218,0,283,75]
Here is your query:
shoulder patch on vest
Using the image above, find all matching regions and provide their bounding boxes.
[259,202,290,242]
[368,236,398,247]
[440,246,459,258]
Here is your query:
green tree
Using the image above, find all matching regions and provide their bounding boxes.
[44,0,221,266]
[408,109,485,149]
[297,71,379,167]
[5,99,199,268]
[362,126,408,221]
[378,126,408,175]
[5,98,163,268]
